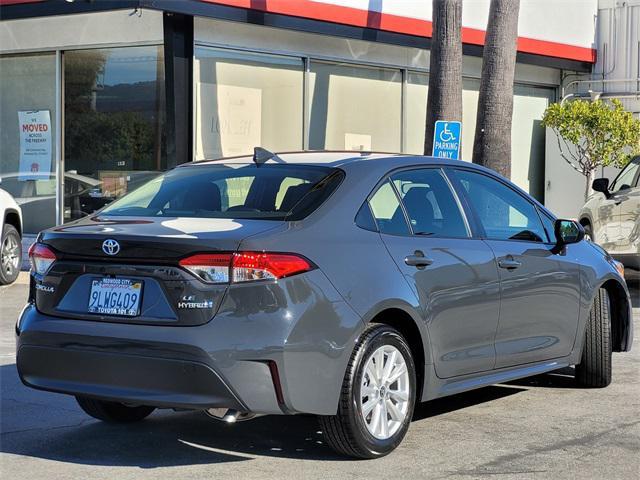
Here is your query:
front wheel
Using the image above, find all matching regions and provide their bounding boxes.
[319,324,416,459]
[575,288,612,388]
[76,396,155,423]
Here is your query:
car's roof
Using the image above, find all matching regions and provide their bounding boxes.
[183,150,473,169]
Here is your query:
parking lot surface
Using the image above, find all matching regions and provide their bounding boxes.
[1,273,639,479]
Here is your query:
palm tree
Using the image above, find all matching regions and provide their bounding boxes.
[424,0,462,156]
[472,0,520,178]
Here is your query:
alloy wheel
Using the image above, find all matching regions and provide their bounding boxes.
[1,234,20,278]
[359,344,411,440]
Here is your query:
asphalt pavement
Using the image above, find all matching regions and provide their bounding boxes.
[1,273,638,479]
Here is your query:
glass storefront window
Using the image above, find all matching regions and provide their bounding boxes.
[63,45,166,223]
[308,62,402,152]
[405,72,428,155]
[195,47,304,160]
[0,53,57,234]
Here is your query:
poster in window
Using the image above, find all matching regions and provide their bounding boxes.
[196,83,262,159]
[18,110,52,181]
[344,133,372,151]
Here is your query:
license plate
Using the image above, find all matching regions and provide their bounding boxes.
[88,278,143,317]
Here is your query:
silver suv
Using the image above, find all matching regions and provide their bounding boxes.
[580,155,640,272]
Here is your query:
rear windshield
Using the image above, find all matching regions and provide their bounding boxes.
[100,163,344,220]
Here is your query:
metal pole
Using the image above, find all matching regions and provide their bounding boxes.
[55,50,64,227]
[302,56,310,151]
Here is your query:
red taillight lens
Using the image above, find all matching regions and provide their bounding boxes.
[178,253,232,284]
[178,252,313,284]
[232,252,312,282]
[28,243,56,275]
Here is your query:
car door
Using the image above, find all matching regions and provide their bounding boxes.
[367,168,501,378]
[608,157,640,255]
[592,191,620,252]
[450,168,582,368]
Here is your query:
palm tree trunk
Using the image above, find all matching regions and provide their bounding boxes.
[472,0,520,178]
[424,0,462,156]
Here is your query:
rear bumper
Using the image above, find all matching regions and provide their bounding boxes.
[17,344,246,411]
[15,270,364,415]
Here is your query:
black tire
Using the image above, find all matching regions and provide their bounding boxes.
[319,324,416,459]
[76,396,155,423]
[0,224,22,285]
[575,288,612,388]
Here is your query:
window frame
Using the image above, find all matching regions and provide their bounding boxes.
[446,166,553,245]
[356,165,473,240]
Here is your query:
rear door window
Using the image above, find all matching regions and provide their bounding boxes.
[368,180,410,236]
[390,168,469,238]
[101,164,343,220]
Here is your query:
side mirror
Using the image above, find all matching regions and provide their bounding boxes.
[554,219,585,246]
[592,178,610,197]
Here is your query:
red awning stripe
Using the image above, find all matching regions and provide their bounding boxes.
[199,0,596,63]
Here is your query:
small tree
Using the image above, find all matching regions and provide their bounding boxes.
[542,99,640,200]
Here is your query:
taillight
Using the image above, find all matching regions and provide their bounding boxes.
[179,253,232,284]
[28,243,56,275]
[232,252,312,282]
[179,252,313,284]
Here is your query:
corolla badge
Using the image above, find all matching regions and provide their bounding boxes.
[102,239,120,256]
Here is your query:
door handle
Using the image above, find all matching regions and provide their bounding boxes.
[498,256,522,270]
[404,251,433,268]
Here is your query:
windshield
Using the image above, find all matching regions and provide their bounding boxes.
[100,163,343,220]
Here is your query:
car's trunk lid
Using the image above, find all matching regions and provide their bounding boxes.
[34,216,281,326]
[40,216,279,261]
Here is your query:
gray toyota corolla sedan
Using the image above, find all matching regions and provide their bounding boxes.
[17,150,633,458]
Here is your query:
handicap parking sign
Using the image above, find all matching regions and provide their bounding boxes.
[432,120,462,160]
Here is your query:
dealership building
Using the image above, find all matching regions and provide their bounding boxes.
[0,0,637,235]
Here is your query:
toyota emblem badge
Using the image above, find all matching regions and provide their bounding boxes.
[102,239,120,256]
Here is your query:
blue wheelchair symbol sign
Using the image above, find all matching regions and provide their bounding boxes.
[432,120,462,160]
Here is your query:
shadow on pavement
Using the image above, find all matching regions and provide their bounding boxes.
[505,366,579,389]
[413,384,526,421]
[2,362,532,466]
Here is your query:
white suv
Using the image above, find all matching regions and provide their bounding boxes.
[0,188,23,285]
[579,155,640,272]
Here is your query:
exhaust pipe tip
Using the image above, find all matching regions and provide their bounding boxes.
[205,408,256,422]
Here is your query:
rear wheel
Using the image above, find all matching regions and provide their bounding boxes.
[575,288,612,387]
[0,224,21,285]
[76,396,155,423]
[319,324,416,459]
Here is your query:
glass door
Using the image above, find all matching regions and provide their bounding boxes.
[63,45,166,222]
